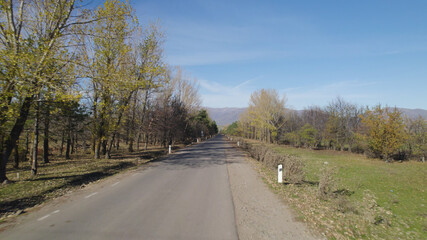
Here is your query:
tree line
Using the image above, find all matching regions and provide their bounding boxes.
[0,0,217,183]
[225,89,426,162]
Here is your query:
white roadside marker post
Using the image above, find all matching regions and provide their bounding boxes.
[169,145,171,154]
[278,164,283,183]
[237,141,240,147]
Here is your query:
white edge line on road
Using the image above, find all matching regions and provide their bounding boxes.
[111,182,120,187]
[37,214,50,221]
[36,210,60,221]
[85,192,98,199]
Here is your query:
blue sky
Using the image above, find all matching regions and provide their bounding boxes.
[131,0,427,109]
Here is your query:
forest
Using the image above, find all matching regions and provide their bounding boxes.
[0,0,218,183]
[225,89,427,162]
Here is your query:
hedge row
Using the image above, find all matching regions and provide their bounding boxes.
[231,137,305,184]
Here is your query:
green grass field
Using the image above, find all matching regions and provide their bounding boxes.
[243,140,426,239]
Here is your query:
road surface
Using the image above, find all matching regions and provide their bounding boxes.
[0,135,316,240]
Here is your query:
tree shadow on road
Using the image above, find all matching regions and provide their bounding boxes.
[151,138,240,170]
[0,161,137,218]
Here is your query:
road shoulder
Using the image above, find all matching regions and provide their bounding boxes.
[226,142,318,240]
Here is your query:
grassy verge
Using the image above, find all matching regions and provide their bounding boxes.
[235,139,426,239]
[0,146,176,222]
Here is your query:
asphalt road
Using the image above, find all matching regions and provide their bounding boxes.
[0,136,239,240]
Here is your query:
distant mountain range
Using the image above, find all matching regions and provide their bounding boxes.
[397,108,427,120]
[206,107,427,126]
[205,108,246,126]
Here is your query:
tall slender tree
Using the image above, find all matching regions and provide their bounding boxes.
[243,89,286,143]
[0,0,88,182]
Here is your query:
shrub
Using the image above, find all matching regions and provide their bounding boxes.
[280,132,300,146]
[299,124,318,148]
[361,106,407,162]
[317,166,337,200]
[228,137,305,184]
[351,133,368,154]
[283,155,305,184]
[258,147,271,163]
[248,145,259,159]
[263,149,277,168]
[361,190,392,226]
[269,154,282,169]
[335,194,357,214]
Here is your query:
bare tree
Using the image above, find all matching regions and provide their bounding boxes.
[325,97,364,151]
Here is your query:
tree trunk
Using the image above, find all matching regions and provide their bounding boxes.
[70,133,75,155]
[102,140,107,156]
[43,104,50,163]
[136,133,140,151]
[105,92,135,159]
[43,133,49,163]
[75,132,78,154]
[60,129,65,156]
[94,139,101,159]
[92,137,96,154]
[140,91,150,151]
[31,100,41,177]
[65,124,71,160]
[65,131,71,160]
[70,128,75,154]
[0,135,3,161]
[162,131,167,148]
[0,96,32,182]
[83,140,87,154]
[65,113,72,160]
[145,134,149,150]
[92,93,104,159]
[128,95,138,153]
[25,131,29,162]
[128,138,134,152]
[13,144,19,169]
[105,139,111,159]
[125,126,129,145]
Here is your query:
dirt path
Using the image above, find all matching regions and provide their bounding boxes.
[226,141,318,240]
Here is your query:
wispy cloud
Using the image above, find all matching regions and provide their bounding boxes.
[157,16,291,66]
[200,79,381,109]
[166,50,279,66]
[282,80,379,109]
[134,0,427,110]
[199,77,261,107]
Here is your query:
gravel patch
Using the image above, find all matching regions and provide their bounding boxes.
[226,143,319,240]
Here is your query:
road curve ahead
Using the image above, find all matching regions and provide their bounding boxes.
[0,136,239,240]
